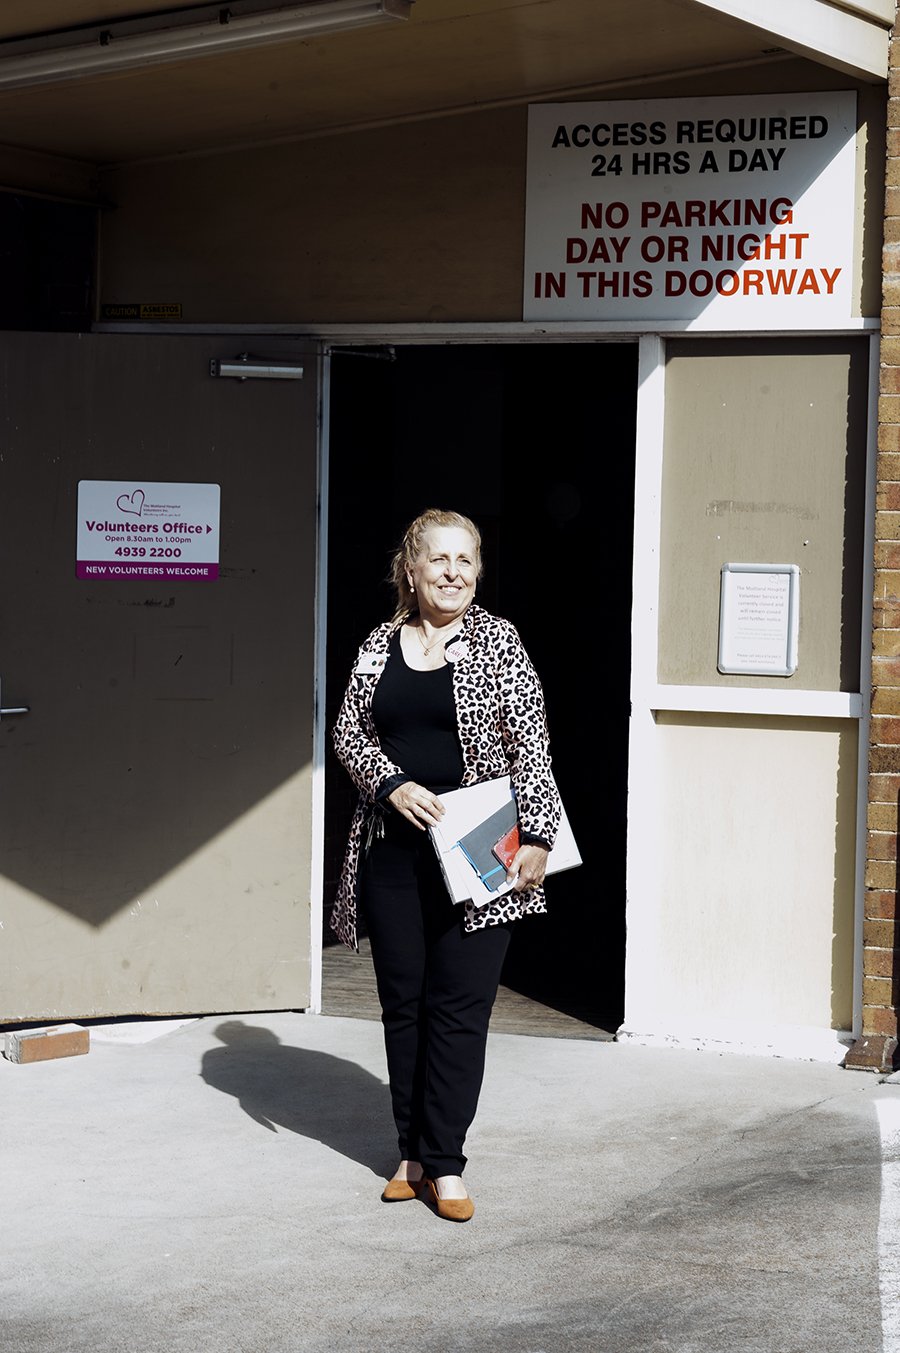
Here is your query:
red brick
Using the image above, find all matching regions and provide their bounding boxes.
[879,425,900,452]
[866,654,898,681]
[865,947,899,979]
[869,773,900,803]
[872,684,900,716]
[882,336,900,366]
[879,482,900,511]
[877,449,900,475]
[3,1027,89,1064]
[867,829,898,858]
[872,633,900,659]
[872,716,900,744]
[866,858,897,888]
[865,918,898,948]
[863,974,898,1005]
[876,511,900,540]
[874,542,900,570]
[844,1033,897,1072]
[870,746,900,776]
[863,1007,899,1038]
[873,573,900,605]
[866,889,899,920]
[869,800,900,829]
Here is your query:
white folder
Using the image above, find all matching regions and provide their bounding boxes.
[428,775,581,907]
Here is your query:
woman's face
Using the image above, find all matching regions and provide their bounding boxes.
[407,526,479,623]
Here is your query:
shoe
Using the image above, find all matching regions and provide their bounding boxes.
[426,1177,475,1222]
[381,1173,425,1202]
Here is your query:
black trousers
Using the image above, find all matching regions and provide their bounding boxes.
[360,813,511,1178]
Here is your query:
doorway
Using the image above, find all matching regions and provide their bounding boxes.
[322,342,637,1034]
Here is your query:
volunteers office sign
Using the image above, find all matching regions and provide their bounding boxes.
[523,92,857,327]
[77,480,220,580]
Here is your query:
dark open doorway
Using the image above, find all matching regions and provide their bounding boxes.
[323,342,637,1034]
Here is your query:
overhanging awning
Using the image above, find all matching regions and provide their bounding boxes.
[681,0,891,81]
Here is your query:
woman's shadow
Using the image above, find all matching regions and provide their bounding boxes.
[201,1020,395,1177]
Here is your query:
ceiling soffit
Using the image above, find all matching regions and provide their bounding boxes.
[679,0,889,81]
[0,0,885,167]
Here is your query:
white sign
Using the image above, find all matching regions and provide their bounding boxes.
[524,92,857,328]
[718,563,799,676]
[76,480,220,581]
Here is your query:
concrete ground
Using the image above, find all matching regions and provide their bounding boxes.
[2,1012,899,1353]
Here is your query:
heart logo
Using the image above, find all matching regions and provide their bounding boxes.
[116,489,145,517]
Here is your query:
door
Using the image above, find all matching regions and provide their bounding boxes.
[324,342,637,1032]
[0,332,319,1020]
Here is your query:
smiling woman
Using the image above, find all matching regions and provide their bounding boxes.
[397,518,480,662]
[331,506,561,1222]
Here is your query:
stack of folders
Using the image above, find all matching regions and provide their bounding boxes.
[428,775,582,907]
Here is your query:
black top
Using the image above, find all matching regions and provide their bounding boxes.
[372,629,465,796]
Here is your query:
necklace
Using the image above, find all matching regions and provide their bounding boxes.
[415,622,461,657]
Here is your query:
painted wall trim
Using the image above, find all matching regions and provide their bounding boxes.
[623,335,667,1040]
[307,351,330,1015]
[682,0,890,80]
[837,0,895,24]
[93,320,882,341]
[651,685,864,717]
[618,1021,855,1062]
[851,331,880,1039]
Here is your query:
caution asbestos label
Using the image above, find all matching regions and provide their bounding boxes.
[100,303,183,320]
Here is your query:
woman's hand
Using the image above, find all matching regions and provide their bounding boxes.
[508,843,550,892]
[388,781,446,831]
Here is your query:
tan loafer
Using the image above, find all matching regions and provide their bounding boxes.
[426,1178,474,1222]
[381,1174,425,1202]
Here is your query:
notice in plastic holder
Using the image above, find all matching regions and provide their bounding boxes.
[76,480,220,581]
[718,562,799,676]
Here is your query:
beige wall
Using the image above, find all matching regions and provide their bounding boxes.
[2,778,311,1017]
[625,714,858,1039]
[658,338,870,691]
[96,59,884,325]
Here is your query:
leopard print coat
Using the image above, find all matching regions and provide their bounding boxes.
[330,603,561,951]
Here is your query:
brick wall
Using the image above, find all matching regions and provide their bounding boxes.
[846,4,900,1072]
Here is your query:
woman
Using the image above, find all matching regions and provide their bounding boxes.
[331,508,561,1222]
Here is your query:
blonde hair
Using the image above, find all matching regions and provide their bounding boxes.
[390,508,483,622]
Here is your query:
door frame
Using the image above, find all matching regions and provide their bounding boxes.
[95,318,878,1048]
